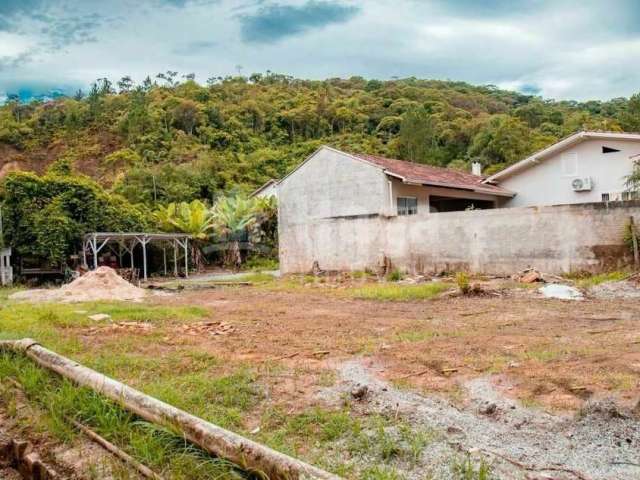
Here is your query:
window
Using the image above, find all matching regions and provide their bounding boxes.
[601,193,610,202]
[602,146,620,154]
[561,153,578,176]
[397,197,418,215]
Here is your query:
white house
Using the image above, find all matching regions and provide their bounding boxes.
[484,131,640,207]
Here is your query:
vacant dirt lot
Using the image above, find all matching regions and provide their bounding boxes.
[3,276,639,479]
[159,282,640,413]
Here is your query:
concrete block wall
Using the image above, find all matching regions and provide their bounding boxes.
[279,201,640,275]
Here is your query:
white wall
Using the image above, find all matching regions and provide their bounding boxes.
[500,138,638,207]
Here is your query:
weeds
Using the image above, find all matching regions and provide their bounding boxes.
[455,272,470,294]
[452,454,493,480]
[348,282,450,301]
[0,352,246,479]
[386,268,404,282]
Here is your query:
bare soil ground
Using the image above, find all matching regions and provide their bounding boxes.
[157,284,640,413]
[144,280,640,479]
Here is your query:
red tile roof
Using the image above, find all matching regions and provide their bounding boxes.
[351,153,514,197]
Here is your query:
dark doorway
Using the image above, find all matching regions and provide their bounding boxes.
[429,196,495,213]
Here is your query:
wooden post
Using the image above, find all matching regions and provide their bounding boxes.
[92,235,98,270]
[173,240,178,277]
[630,216,639,268]
[82,240,87,268]
[141,237,148,281]
[184,238,189,278]
[163,246,167,276]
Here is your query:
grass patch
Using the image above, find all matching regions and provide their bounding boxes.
[451,454,493,480]
[574,270,629,289]
[243,256,279,272]
[347,282,451,301]
[0,352,247,479]
[241,272,276,284]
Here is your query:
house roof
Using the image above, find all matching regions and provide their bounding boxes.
[351,152,515,197]
[484,131,640,183]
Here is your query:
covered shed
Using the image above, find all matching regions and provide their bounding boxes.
[82,233,190,281]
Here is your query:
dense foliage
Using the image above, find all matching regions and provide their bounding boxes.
[154,196,277,268]
[3,73,640,209]
[0,166,147,263]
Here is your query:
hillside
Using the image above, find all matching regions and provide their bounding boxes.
[1,73,640,206]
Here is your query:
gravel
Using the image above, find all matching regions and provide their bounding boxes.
[327,359,640,480]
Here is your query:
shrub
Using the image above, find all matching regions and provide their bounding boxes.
[455,272,470,294]
[386,268,404,282]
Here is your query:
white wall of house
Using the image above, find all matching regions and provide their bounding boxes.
[498,138,639,208]
[254,182,278,199]
[278,147,390,227]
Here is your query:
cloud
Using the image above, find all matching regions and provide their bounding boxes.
[172,40,217,55]
[0,0,639,101]
[239,1,360,43]
[42,13,105,48]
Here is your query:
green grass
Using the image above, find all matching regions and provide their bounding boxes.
[241,272,276,284]
[0,298,265,478]
[347,282,451,301]
[452,454,494,480]
[574,270,629,289]
[0,352,248,479]
[242,256,279,272]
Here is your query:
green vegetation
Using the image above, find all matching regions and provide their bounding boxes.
[574,270,629,288]
[451,454,493,480]
[562,269,629,288]
[455,272,471,294]
[348,282,451,301]
[0,353,246,479]
[3,74,640,210]
[0,169,147,264]
[386,268,404,282]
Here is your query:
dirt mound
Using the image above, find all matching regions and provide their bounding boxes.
[10,267,147,303]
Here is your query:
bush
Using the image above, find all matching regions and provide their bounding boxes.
[386,268,404,282]
[455,272,470,294]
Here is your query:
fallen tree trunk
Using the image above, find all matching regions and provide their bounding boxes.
[0,339,340,480]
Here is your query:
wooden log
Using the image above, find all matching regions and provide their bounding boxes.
[71,420,163,480]
[0,339,340,480]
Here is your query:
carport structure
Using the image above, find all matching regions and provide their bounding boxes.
[82,232,190,280]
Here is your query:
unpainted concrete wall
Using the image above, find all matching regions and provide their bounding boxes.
[279,201,640,274]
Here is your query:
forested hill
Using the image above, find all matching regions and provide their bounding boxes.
[1,73,639,207]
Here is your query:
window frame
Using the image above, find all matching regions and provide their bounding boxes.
[397,196,418,216]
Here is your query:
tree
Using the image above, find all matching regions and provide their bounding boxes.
[210,196,258,269]
[172,99,202,135]
[155,200,214,269]
[0,171,147,264]
[397,108,438,163]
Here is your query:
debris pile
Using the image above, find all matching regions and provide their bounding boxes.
[10,267,147,303]
[512,268,544,283]
[85,322,154,335]
[178,321,235,336]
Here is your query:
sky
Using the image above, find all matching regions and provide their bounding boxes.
[1,0,640,102]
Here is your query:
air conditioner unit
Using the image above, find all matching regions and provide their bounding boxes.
[571,177,593,191]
